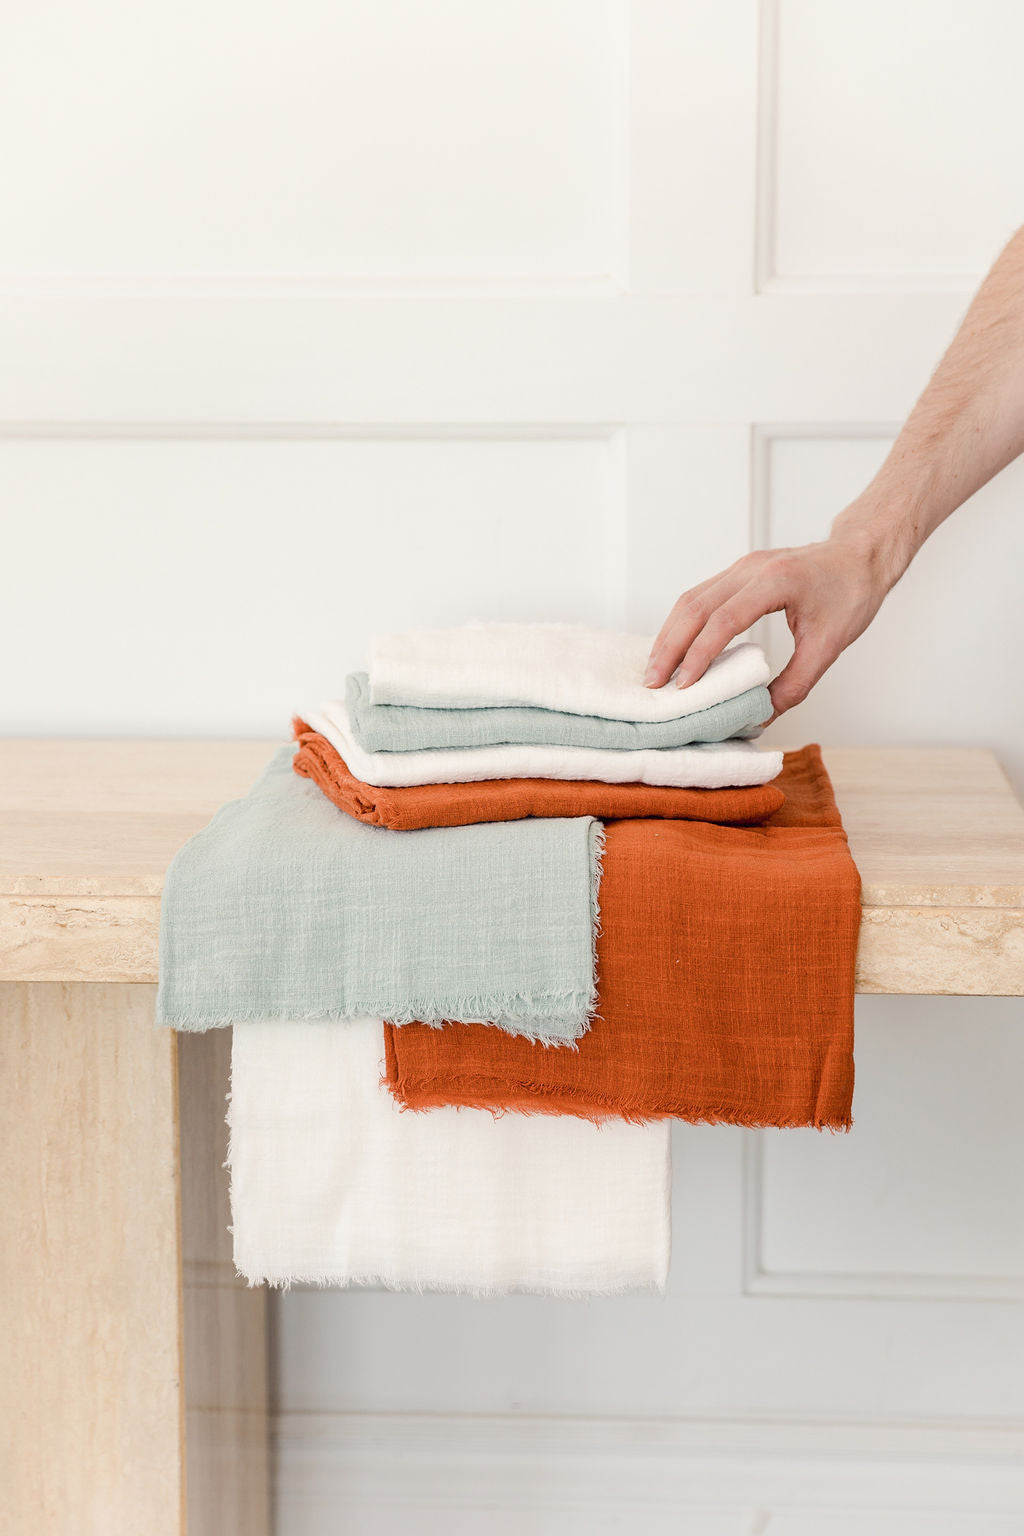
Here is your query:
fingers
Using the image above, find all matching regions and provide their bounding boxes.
[672,578,783,687]
[645,574,745,687]
[647,543,854,712]
[645,553,778,688]
[768,636,836,715]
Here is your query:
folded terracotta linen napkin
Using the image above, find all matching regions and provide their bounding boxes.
[157,746,602,1043]
[345,672,772,753]
[369,623,769,721]
[308,700,782,791]
[291,719,787,831]
[383,746,861,1129]
[228,1016,671,1295]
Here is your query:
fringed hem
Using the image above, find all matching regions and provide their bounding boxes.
[160,998,591,1043]
[231,1267,667,1299]
[586,816,605,1026]
[387,1081,853,1133]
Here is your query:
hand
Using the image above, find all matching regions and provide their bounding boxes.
[644,526,897,718]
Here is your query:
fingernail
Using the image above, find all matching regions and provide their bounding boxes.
[676,670,692,689]
[643,666,658,687]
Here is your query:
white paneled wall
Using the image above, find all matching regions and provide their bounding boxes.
[1,430,622,733]
[767,0,1024,287]
[0,0,622,286]
[757,998,1024,1293]
[3,2,1024,1532]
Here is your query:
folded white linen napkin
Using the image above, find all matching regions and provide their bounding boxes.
[309,701,783,790]
[369,624,769,722]
[228,1017,671,1295]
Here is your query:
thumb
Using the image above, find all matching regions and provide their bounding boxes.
[769,637,835,716]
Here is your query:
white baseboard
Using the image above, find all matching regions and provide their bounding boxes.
[273,1411,1024,1536]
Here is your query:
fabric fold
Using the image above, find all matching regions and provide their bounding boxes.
[228,1016,672,1295]
[157,745,603,1043]
[291,719,787,830]
[369,623,770,721]
[307,700,783,790]
[384,747,861,1130]
[345,672,773,753]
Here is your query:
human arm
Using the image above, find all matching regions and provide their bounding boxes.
[645,224,1024,715]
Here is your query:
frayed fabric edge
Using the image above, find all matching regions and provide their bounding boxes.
[587,817,605,1027]
[387,1083,853,1134]
[230,1267,667,1299]
[159,996,592,1044]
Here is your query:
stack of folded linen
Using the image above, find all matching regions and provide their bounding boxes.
[305,624,783,798]
[157,623,860,1298]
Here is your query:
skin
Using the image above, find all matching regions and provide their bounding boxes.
[645,223,1024,717]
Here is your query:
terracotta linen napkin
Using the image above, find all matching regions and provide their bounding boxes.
[383,746,861,1129]
[291,719,786,831]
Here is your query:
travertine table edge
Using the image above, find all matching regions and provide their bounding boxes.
[2,740,1023,1535]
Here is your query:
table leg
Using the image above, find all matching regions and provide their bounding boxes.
[1,982,269,1536]
[179,1026,270,1536]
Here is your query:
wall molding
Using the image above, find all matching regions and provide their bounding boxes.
[0,273,628,301]
[747,422,898,661]
[0,417,632,629]
[0,414,632,629]
[752,0,782,295]
[753,0,986,296]
[274,1409,1024,1528]
[741,1133,1024,1303]
[0,1,633,304]
[748,421,898,552]
[0,420,620,442]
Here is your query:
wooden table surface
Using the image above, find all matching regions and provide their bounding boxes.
[0,739,1022,994]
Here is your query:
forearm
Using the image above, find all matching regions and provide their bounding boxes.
[832,224,1024,584]
[646,225,1024,710]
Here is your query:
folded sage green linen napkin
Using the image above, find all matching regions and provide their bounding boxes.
[344,673,770,754]
[156,747,602,1043]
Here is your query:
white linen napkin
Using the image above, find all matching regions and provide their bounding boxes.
[308,701,783,789]
[228,1016,671,1295]
[369,623,769,722]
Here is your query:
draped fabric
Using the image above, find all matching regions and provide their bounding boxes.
[158,746,603,1044]
[384,747,861,1130]
[228,1016,672,1295]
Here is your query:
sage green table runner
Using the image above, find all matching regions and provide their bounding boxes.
[157,747,601,1043]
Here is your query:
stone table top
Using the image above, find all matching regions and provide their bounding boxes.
[1,741,1021,994]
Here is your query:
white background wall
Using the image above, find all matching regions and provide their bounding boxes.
[3,3,1024,1532]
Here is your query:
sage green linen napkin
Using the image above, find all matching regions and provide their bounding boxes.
[344,673,770,754]
[157,747,601,1043]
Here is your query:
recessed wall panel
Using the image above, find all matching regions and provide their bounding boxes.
[0,432,620,733]
[771,0,1024,285]
[757,996,1024,1283]
[0,0,621,285]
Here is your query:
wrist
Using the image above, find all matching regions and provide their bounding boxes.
[829,497,922,591]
